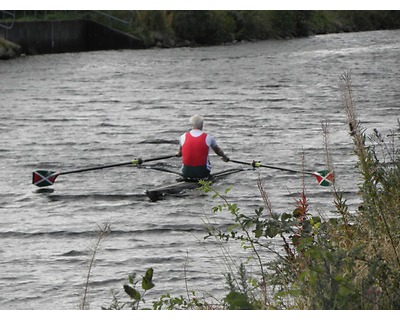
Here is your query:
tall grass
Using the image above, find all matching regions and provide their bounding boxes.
[80,220,111,310]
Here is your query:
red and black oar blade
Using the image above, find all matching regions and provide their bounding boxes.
[313,170,335,186]
[32,170,59,187]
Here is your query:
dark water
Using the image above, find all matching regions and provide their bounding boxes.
[0,29,399,309]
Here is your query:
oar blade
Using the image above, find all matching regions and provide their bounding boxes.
[32,170,59,187]
[313,170,335,186]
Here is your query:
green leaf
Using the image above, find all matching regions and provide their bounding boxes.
[242,218,253,228]
[310,216,321,225]
[145,268,154,280]
[124,285,141,300]
[228,203,238,214]
[265,226,279,238]
[296,236,314,250]
[254,228,262,238]
[224,186,232,195]
[142,277,155,290]
[213,205,223,212]
[142,268,155,290]
[292,208,302,218]
[227,223,239,232]
[291,234,301,245]
[255,207,264,216]
[128,273,136,285]
[281,212,292,222]
[224,291,254,310]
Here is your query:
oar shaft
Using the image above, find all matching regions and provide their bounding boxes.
[57,155,176,176]
[141,154,177,163]
[140,165,184,177]
[60,161,133,175]
[230,159,313,175]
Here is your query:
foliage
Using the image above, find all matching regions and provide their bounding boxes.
[223,262,263,310]
[153,292,218,310]
[5,10,400,48]
[103,268,155,310]
[197,72,400,310]
[337,72,400,309]
[100,72,399,310]
[172,11,236,45]
[103,268,221,310]
[202,179,329,309]
[104,83,398,309]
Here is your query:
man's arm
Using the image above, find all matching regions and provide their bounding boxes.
[212,145,229,162]
[176,145,182,157]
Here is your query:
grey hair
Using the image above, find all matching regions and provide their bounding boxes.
[189,114,204,129]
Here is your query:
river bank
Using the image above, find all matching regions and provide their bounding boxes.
[2,11,400,60]
[0,37,21,59]
[1,19,144,58]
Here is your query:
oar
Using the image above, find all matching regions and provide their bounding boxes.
[139,165,184,177]
[32,154,176,187]
[229,159,334,186]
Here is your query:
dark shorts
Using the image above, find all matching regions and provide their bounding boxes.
[182,165,210,180]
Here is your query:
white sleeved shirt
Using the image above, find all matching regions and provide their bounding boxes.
[179,129,217,148]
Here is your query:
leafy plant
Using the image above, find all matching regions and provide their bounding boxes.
[152,291,218,310]
[103,268,155,310]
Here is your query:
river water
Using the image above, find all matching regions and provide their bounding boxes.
[0,29,399,310]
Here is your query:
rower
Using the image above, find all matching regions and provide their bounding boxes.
[176,114,229,181]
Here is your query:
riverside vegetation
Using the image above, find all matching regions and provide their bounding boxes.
[3,10,400,49]
[2,11,400,59]
[79,72,400,310]
[0,36,21,59]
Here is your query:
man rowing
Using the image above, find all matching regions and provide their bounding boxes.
[176,114,229,180]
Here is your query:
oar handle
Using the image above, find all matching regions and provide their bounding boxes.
[229,159,257,167]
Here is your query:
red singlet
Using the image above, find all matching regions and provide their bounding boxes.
[182,132,209,166]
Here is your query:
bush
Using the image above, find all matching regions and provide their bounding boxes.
[172,11,236,45]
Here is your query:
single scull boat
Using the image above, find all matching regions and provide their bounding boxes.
[145,167,246,202]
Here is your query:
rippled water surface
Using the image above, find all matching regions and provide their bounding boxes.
[1,30,399,309]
